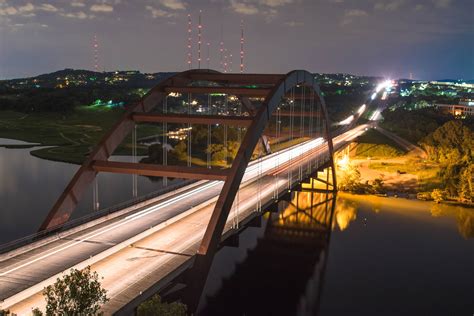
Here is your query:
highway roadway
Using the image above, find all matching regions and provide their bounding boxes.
[0,123,368,314]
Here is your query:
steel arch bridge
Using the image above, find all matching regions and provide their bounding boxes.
[41,69,337,257]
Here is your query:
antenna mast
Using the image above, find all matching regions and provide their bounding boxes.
[93,34,99,72]
[240,20,244,73]
[197,10,202,69]
[187,14,192,69]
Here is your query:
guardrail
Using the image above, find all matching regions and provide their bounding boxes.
[0,179,196,255]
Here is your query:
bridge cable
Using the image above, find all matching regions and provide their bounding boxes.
[207,94,211,168]
[237,101,242,225]
[234,101,243,228]
[316,92,321,173]
[257,151,262,212]
[299,85,305,181]
[288,86,295,189]
[224,95,228,167]
[132,124,138,197]
[163,95,168,187]
[187,93,192,167]
[93,177,99,211]
[308,88,314,174]
[273,104,278,199]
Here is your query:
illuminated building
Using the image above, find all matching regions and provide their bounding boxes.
[436,99,474,118]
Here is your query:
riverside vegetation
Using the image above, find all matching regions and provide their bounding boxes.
[338,108,473,205]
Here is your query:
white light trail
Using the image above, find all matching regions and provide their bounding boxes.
[369,110,381,121]
[338,115,354,126]
[0,136,324,278]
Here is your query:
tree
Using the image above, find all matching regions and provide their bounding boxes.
[173,141,188,161]
[137,294,187,316]
[207,143,226,163]
[420,120,473,200]
[458,166,473,203]
[337,163,362,192]
[39,266,108,316]
[371,177,385,194]
[431,189,446,203]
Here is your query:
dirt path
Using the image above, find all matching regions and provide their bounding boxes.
[353,158,419,192]
[376,126,427,159]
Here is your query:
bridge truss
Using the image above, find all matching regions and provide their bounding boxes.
[41,69,337,257]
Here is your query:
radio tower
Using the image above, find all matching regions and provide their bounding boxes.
[206,42,211,69]
[219,26,224,72]
[197,10,202,69]
[187,14,192,69]
[240,20,244,73]
[93,34,99,72]
[223,48,228,73]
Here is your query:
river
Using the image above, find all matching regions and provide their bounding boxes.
[0,140,473,315]
[0,140,178,244]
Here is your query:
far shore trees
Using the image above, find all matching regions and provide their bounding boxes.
[420,120,473,202]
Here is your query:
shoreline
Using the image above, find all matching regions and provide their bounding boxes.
[339,190,474,209]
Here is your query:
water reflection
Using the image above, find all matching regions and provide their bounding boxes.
[159,190,473,316]
[161,190,337,316]
[429,203,473,239]
[336,193,474,239]
[0,146,178,244]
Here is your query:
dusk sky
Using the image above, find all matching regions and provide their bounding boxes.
[0,0,472,80]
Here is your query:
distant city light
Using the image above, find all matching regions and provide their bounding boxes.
[375,80,393,93]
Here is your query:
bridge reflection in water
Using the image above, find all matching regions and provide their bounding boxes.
[159,184,337,316]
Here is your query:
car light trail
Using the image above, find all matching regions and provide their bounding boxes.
[338,115,354,125]
[0,136,324,278]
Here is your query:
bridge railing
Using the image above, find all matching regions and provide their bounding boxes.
[0,179,195,255]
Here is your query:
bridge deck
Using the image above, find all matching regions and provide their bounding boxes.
[0,125,367,314]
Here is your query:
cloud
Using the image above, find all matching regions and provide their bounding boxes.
[0,2,58,17]
[345,9,368,17]
[18,3,34,13]
[0,3,36,17]
[432,0,451,8]
[230,0,259,15]
[229,0,294,21]
[374,0,404,11]
[146,5,175,18]
[414,4,424,11]
[71,2,86,7]
[39,4,58,12]
[341,9,368,26]
[90,4,114,12]
[263,8,278,22]
[159,0,186,10]
[259,0,293,7]
[285,20,303,27]
[0,6,18,16]
[61,11,89,19]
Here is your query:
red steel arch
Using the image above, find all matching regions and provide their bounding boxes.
[196,70,336,255]
[41,69,337,256]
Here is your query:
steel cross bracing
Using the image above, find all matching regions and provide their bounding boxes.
[41,69,337,258]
